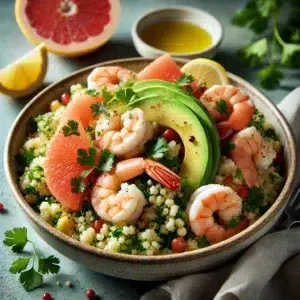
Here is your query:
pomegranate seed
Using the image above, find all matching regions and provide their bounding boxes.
[172,237,188,253]
[162,129,180,142]
[0,203,4,211]
[42,293,52,300]
[61,93,71,105]
[86,289,96,299]
[93,219,104,233]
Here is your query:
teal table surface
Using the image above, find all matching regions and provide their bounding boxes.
[0,0,298,299]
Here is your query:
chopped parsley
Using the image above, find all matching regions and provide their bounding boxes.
[174,179,189,209]
[114,87,136,104]
[51,212,62,226]
[145,137,169,160]
[222,141,236,155]
[196,235,210,248]
[160,156,180,173]
[15,148,35,171]
[111,227,123,238]
[215,99,230,116]
[176,73,195,86]
[86,89,99,97]
[242,187,265,215]
[235,168,243,180]
[3,227,60,291]
[90,102,108,117]
[226,216,242,228]
[77,147,97,166]
[101,86,113,102]
[62,120,80,137]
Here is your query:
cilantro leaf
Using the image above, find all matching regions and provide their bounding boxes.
[235,168,243,180]
[196,235,210,248]
[71,176,86,194]
[258,64,283,90]
[3,227,28,253]
[242,187,265,214]
[10,258,30,274]
[86,89,99,97]
[77,147,97,166]
[62,120,80,137]
[111,227,123,238]
[19,267,43,292]
[115,87,136,104]
[38,255,60,274]
[90,102,108,117]
[256,0,281,18]
[239,38,268,66]
[281,43,300,66]
[226,216,242,228]
[160,156,180,173]
[101,86,113,102]
[97,149,115,172]
[222,141,236,155]
[176,73,195,86]
[145,137,169,160]
[215,99,230,116]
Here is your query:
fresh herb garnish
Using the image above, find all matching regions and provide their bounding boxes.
[71,148,115,194]
[145,137,169,160]
[232,0,300,89]
[101,86,113,102]
[111,227,123,238]
[235,168,243,180]
[242,187,265,215]
[160,156,180,173]
[114,87,136,104]
[196,235,210,248]
[176,74,195,86]
[62,120,80,137]
[3,227,60,292]
[222,141,236,155]
[174,179,189,210]
[90,102,108,117]
[215,99,230,116]
[226,216,242,228]
[86,89,99,97]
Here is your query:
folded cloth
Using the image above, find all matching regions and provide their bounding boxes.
[142,87,300,300]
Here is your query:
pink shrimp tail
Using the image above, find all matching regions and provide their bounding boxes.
[144,159,181,191]
[228,101,255,130]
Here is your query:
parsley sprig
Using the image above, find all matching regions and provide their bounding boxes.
[62,120,80,137]
[242,187,267,216]
[176,74,195,86]
[3,227,60,292]
[145,137,169,160]
[71,148,115,194]
[215,99,230,116]
[232,0,300,89]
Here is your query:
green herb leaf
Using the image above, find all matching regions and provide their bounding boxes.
[115,87,136,104]
[38,255,60,274]
[258,65,283,89]
[222,141,236,156]
[242,187,265,214]
[235,168,243,180]
[62,120,80,137]
[239,38,268,66]
[86,89,99,97]
[3,227,28,253]
[145,137,169,160]
[101,86,113,102]
[77,147,97,166]
[160,156,180,173]
[90,102,108,117]
[10,258,30,274]
[255,0,282,17]
[71,176,86,194]
[215,99,230,116]
[19,267,43,292]
[226,216,242,228]
[196,235,210,248]
[176,73,195,86]
[111,227,123,238]
[97,149,115,172]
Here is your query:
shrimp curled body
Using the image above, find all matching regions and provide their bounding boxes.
[231,126,276,188]
[187,184,245,244]
[87,66,136,92]
[95,108,153,158]
[91,158,180,224]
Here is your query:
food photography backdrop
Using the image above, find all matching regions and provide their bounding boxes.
[0,0,299,299]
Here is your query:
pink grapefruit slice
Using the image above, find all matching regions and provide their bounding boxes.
[15,0,120,57]
[44,94,103,211]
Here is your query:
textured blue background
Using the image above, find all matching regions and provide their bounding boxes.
[0,0,298,299]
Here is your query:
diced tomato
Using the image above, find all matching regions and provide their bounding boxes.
[171,237,188,253]
[0,203,3,211]
[61,93,71,105]
[224,176,249,199]
[93,219,104,233]
[193,85,207,99]
[162,129,180,142]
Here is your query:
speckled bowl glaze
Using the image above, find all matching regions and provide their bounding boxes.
[4,58,297,281]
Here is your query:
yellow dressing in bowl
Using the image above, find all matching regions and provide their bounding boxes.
[140,21,212,54]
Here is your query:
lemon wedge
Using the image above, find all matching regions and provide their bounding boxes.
[181,58,229,87]
[0,44,48,98]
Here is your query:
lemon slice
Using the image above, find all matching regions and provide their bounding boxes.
[0,44,48,98]
[181,58,229,87]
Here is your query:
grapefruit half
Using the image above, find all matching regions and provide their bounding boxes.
[44,93,103,211]
[15,0,120,57]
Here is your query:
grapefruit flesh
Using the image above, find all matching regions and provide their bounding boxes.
[15,0,120,57]
[44,94,103,211]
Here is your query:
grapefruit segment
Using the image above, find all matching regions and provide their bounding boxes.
[44,93,103,211]
[15,0,120,57]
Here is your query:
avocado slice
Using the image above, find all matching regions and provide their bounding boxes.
[127,98,211,190]
[132,80,220,180]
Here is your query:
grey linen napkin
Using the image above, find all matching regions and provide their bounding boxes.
[142,87,300,300]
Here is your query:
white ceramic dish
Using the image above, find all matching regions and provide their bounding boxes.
[131,6,223,59]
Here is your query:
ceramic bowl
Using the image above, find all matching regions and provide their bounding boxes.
[131,6,223,59]
[4,58,297,281]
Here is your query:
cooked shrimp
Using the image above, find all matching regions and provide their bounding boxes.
[231,126,276,188]
[187,184,243,244]
[87,66,136,92]
[91,158,180,223]
[95,108,153,158]
[200,85,255,133]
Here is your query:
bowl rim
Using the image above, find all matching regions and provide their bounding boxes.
[131,5,224,57]
[4,57,297,264]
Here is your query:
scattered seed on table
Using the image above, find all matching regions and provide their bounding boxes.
[65,280,72,287]
[86,288,96,299]
[56,281,62,287]
[42,293,52,300]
